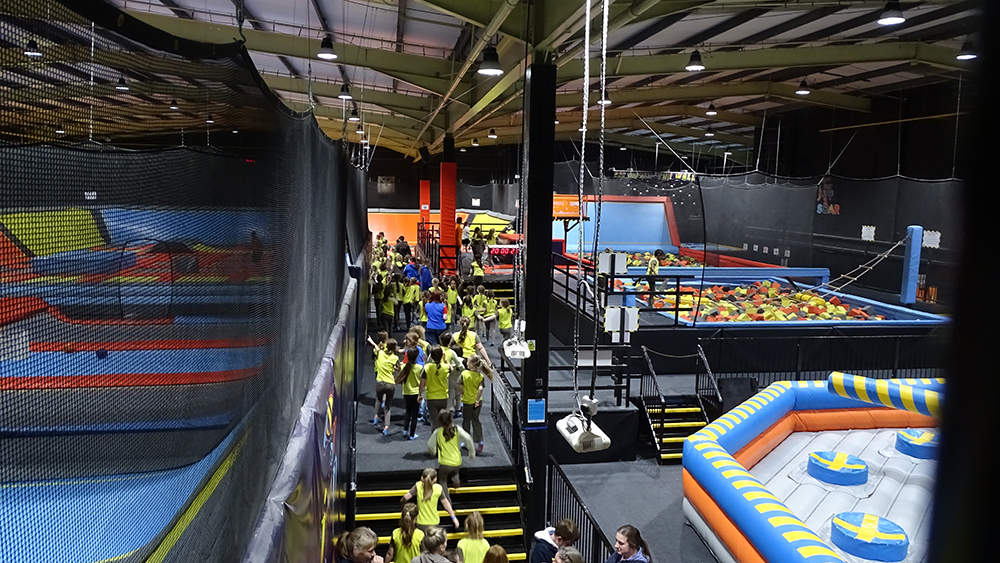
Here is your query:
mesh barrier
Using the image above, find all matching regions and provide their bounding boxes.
[1,1,365,561]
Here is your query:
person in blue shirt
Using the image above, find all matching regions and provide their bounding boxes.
[603,525,651,563]
[404,256,419,280]
[420,258,434,292]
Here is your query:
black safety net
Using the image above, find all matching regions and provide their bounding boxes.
[1,1,365,561]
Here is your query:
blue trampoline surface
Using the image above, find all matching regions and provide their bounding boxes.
[0,425,241,563]
[1,346,268,377]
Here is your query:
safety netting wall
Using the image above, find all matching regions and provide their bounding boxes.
[0,2,366,562]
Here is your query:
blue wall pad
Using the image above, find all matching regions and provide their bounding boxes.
[558,201,676,253]
[30,249,137,276]
[102,209,273,247]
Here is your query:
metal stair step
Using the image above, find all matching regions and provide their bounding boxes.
[357,506,521,522]
[356,484,517,498]
[652,421,706,429]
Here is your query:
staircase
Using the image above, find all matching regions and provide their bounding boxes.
[354,467,527,560]
[639,346,710,464]
[644,396,709,463]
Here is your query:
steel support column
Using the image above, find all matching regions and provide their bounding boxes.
[520,61,556,535]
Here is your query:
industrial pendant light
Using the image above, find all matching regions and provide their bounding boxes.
[705,128,715,137]
[348,109,360,122]
[206,115,214,124]
[488,128,498,139]
[706,103,718,116]
[957,38,977,61]
[169,99,179,110]
[472,138,480,147]
[318,36,338,60]
[478,46,503,76]
[460,147,467,152]
[877,2,905,26]
[55,124,65,135]
[598,90,612,106]
[685,50,705,72]
[24,39,42,57]
[360,134,369,145]
[338,84,353,100]
[795,80,811,95]
[356,122,364,134]
[116,75,129,91]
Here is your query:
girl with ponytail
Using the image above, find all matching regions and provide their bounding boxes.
[604,525,651,563]
[386,503,423,563]
[420,346,450,431]
[399,346,424,440]
[335,527,381,563]
[400,467,459,532]
[427,411,475,504]
[451,316,492,370]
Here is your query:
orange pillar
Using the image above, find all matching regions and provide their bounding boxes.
[419,179,431,224]
[439,162,457,272]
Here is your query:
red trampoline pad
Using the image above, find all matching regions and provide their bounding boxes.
[0,297,49,327]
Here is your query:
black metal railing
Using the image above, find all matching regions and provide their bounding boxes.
[694,345,724,421]
[416,221,441,275]
[490,356,532,492]
[547,457,614,563]
[548,345,633,406]
[698,333,948,388]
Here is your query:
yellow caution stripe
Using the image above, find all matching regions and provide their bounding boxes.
[653,421,706,428]
[356,484,517,498]
[378,529,523,544]
[357,506,520,521]
[648,407,702,414]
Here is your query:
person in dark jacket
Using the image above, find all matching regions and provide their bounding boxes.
[603,525,651,563]
[528,518,579,563]
[396,236,412,257]
[334,527,383,563]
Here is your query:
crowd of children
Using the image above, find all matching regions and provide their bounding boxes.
[356,231,527,563]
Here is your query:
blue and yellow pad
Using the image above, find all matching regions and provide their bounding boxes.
[895,429,938,459]
[807,451,868,486]
[831,512,909,562]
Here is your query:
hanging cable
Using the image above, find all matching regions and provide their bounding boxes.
[588,0,610,406]
[571,0,593,413]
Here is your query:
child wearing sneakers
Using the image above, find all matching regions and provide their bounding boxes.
[367,335,400,435]
[457,356,491,453]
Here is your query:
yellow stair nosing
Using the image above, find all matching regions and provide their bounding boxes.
[660,453,683,460]
[357,484,517,498]
[379,528,523,544]
[357,506,520,521]
[653,421,706,428]
[509,554,526,561]
[660,437,687,443]
[648,407,702,414]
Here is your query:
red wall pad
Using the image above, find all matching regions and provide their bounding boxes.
[439,162,457,271]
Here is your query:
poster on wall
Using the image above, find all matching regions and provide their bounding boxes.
[817,175,840,214]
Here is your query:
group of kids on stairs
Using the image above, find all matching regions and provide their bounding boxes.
[335,511,654,563]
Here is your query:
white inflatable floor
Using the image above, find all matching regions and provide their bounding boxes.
[749,428,936,563]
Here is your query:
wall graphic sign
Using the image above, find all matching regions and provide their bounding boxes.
[817,175,840,214]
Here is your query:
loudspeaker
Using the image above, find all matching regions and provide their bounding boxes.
[717,377,759,412]
[418,146,431,162]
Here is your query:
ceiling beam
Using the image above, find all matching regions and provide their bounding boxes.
[124,10,466,96]
[407,0,520,155]
[543,81,870,112]
[558,42,969,81]
[463,118,752,145]
[410,0,528,43]
[319,124,419,159]
[477,104,762,130]
[261,74,445,128]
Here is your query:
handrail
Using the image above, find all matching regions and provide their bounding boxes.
[640,346,666,402]
[695,344,724,406]
[547,456,614,563]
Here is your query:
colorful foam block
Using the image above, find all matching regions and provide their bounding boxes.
[831,512,908,562]
[807,451,869,485]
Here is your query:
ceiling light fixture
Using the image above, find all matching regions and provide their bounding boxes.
[554,119,560,125]
[55,124,65,135]
[706,103,718,116]
[598,91,612,106]
[24,39,42,57]
[705,128,715,137]
[620,146,627,151]
[206,115,214,124]
[460,147,467,152]
[232,129,238,134]
[685,50,705,72]
[356,123,364,134]
[795,80,811,95]
[169,99,179,110]
[360,134,369,145]
[318,36,338,60]
[348,109,360,122]
[472,138,480,147]
[478,46,503,76]
[488,128,498,139]
[877,1,905,26]
[338,84,353,100]
[116,75,129,91]
[957,38,977,61]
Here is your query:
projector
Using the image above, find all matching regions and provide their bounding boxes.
[556,412,611,454]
